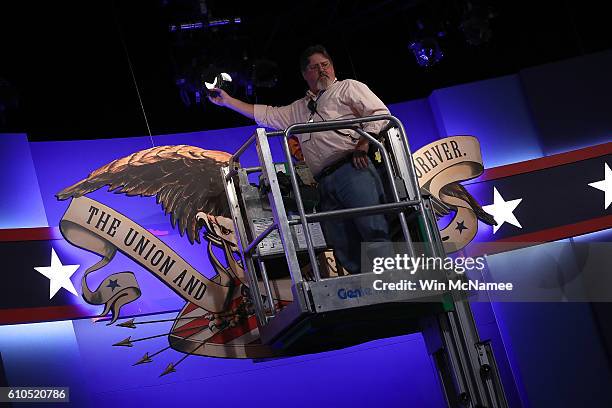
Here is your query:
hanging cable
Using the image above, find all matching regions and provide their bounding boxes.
[112,1,155,147]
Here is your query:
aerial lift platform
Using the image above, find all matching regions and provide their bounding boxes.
[222,115,509,408]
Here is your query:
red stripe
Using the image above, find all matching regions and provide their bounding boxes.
[475,141,612,182]
[496,214,612,243]
[0,304,88,325]
[0,227,61,242]
[208,315,259,344]
[0,226,168,242]
[465,214,612,257]
[174,317,211,338]
[183,302,199,315]
[0,304,183,326]
[176,314,210,331]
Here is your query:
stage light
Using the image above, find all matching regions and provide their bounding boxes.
[209,17,241,27]
[409,37,445,68]
[168,17,241,32]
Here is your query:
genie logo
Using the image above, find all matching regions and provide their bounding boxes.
[337,287,373,300]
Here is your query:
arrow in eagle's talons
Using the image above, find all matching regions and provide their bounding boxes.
[163,338,208,373]
[117,318,136,329]
[133,346,173,367]
[113,337,133,347]
[133,352,153,365]
[118,316,195,326]
[160,363,176,377]
[113,324,210,349]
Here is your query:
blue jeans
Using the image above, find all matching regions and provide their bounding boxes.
[317,160,391,274]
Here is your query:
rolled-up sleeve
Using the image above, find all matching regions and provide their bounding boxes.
[254,103,294,130]
[346,80,390,134]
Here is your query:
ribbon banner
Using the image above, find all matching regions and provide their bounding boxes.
[413,136,484,253]
[60,196,233,323]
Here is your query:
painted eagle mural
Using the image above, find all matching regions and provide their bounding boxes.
[55,139,495,374]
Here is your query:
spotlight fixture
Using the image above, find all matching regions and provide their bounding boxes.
[408,37,445,68]
[169,17,241,32]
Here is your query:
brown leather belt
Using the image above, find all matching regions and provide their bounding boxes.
[314,155,353,182]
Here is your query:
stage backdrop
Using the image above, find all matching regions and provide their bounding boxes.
[1,49,611,408]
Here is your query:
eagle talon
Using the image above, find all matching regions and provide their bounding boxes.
[440,182,497,226]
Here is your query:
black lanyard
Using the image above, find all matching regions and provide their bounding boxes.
[307,90,326,123]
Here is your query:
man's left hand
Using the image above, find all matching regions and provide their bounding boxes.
[353,143,369,169]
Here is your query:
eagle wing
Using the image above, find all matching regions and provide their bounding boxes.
[56,145,232,244]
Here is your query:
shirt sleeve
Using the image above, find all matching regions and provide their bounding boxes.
[253,103,296,130]
[345,80,390,134]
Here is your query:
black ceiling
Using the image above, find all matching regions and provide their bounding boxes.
[0,0,609,141]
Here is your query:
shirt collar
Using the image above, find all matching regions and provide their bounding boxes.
[306,78,338,99]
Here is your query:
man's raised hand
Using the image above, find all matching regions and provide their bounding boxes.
[208,88,230,107]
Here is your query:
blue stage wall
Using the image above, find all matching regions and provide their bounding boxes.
[428,75,544,169]
[520,50,612,155]
[1,134,49,228]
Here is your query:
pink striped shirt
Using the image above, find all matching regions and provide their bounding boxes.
[253,79,389,176]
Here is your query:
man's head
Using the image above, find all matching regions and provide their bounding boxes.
[300,45,336,93]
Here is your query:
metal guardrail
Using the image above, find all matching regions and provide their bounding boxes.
[227,115,431,283]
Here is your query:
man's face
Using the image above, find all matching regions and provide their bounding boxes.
[302,52,335,93]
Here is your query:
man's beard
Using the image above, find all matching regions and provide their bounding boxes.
[316,75,332,91]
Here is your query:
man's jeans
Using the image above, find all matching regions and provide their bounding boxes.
[317,160,391,274]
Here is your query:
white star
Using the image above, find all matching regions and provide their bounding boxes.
[482,187,523,234]
[34,248,80,299]
[588,163,612,210]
